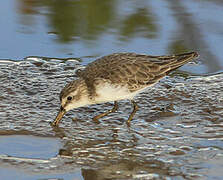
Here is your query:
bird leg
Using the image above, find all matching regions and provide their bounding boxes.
[127,100,139,125]
[93,101,118,122]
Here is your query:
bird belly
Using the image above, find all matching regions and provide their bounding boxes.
[93,82,147,103]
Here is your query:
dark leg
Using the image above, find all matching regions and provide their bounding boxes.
[127,100,138,125]
[93,101,118,122]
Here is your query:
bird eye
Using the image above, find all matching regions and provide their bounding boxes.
[67,96,72,101]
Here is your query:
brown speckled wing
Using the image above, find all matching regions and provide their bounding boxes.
[79,52,198,93]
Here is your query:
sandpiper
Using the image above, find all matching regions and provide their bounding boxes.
[51,52,199,126]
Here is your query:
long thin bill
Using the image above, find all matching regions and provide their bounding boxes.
[51,110,66,126]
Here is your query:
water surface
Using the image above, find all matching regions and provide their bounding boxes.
[0,0,223,179]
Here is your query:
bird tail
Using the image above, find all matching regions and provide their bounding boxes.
[168,52,199,70]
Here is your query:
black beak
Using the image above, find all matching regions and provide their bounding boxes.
[51,106,66,126]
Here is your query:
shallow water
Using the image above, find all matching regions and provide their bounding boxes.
[1,0,223,179]
[0,57,223,179]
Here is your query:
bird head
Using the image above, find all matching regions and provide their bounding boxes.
[51,79,88,126]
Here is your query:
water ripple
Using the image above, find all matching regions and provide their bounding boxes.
[0,58,223,178]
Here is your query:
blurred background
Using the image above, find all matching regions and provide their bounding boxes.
[1,0,223,74]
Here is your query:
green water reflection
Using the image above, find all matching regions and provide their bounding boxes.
[18,0,157,43]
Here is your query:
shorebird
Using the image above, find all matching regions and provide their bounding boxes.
[51,52,199,126]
